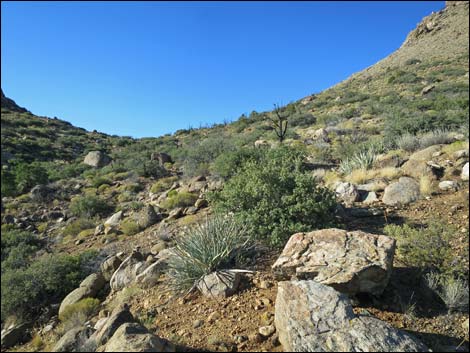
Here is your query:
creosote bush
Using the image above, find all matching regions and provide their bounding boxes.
[69,195,113,218]
[167,215,252,294]
[209,146,337,247]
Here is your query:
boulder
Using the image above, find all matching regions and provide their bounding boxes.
[104,211,123,234]
[137,205,161,229]
[362,191,379,204]
[83,151,111,168]
[109,250,148,291]
[94,224,105,236]
[462,162,469,181]
[453,149,469,159]
[272,228,395,296]
[312,128,330,142]
[382,177,420,206]
[104,322,174,352]
[30,184,54,203]
[151,152,173,166]
[194,198,208,209]
[59,272,106,316]
[197,271,242,298]
[335,182,360,204]
[254,140,270,148]
[53,326,93,352]
[167,207,183,220]
[401,145,444,180]
[90,303,134,347]
[135,260,165,288]
[100,255,123,281]
[439,180,459,191]
[1,323,31,349]
[275,280,429,352]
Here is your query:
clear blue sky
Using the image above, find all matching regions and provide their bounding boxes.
[1,1,445,138]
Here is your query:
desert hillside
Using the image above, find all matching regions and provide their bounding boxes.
[1,2,469,352]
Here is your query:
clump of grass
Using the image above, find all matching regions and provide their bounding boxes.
[438,277,469,313]
[57,298,100,335]
[150,176,178,193]
[161,191,198,210]
[419,175,433,196]
[120,219,141,236]
[376,167,402,180]
[345,169,376,184]
[167,215,252,294]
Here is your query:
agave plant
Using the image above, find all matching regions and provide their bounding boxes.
[339,148,378,175]
[166,214,253,295]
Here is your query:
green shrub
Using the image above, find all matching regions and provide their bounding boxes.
[91,177,112,188]
[1,168,17,197]
[384,222,466,278]
[69,195,113,218]
[7,161,49,195]
[167,215,252,294]
[150,176,178,193]
[161,191,198,210]
[120,219,141,236]
[212,148,263,179]
[1,251,96,322]
[1,230,43,272]
[59,297,100,322]
[209,146,337,247]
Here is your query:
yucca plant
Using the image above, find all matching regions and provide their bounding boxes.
[438,277,469,313]
[339,148,377,175]
[166,214,253,295]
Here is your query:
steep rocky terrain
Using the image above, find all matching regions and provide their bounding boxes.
[1,2,468,352]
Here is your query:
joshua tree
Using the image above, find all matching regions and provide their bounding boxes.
[267,104,289,143]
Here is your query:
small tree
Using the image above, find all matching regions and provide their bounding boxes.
[268,104,289,143]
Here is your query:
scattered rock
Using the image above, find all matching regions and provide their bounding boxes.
[382,177,420,206]
[104,211,123,234]
[193,320,204,329]
[137,205,161,229]
[150,241,167,255]
[254,140,270,148]
[167,207,183,220]
[195,198,208,209]
[272,228,395,296]
[335,182,360,204]
[151,152,173,166]
[275,280,429,352]
[94,224,105,236]
[259,325,276,338]
[59,272,106,316]
[439,180,459,191]
[362,191,378,204]
[453,149,468,159]
[197,271,242,298]
[83,151,111,168]
[462,162,469,181]
[421,84,435,95]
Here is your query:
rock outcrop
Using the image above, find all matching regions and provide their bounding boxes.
[83,151,111,168]
[275,280,429,352]
[272,228,395,296]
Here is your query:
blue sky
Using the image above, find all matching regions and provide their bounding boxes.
[1,1,445,138]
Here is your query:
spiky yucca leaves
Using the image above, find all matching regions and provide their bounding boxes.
[167,215,252,295]
[339,148,378,175]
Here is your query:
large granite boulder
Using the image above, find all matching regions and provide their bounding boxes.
[401,145,444,180]
[137,205,161,229]
[100,255,123,282]
[275,280,429,352]
[109,250,147,291]
[335,182,360,204]
[104,323,174,352]
[272,228,395,296]
[59,272,106,316]
[382,177,421,206]
[83,151,111,168]
[53,326,93,352]
[90,303,134,347]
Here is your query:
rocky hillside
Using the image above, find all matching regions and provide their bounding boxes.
[1,2,468,352]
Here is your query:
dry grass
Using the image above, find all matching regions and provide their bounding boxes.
[376,167,402,180]
[419,175,433,196]
[442,140,469,155]
[345,169,376,184]
[323,170,341,188]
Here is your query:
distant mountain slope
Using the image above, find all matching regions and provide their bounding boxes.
[1,89,28,113]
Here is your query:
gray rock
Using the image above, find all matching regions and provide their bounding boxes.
[275,280,429,352]
[104,211,123,234]
[53,326,93,352]
[94,224,105,236]
[83,151,111,168]
[197,271,242,298]
[382,177,420,206]
[30,184,54,203]
[150,241,167,255]
[100,255,123,281]
[462,162,469,181]
[1,323,31,349]
[59,272,106,316]
[151,152,172,166]
[90,303,134,347]
[272,228,395,296]
[439,180,459,191]
[362,191,378,204]
[104,322,174,352]
[194,198,208,209]
[401,145,444,180]
[135,260,165,288]
[453,149,469,159]
[167,207,183,220]
[259,325,276,338]
[109,251,148,291]
[335,182,360,204]
[138,205,161,229]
